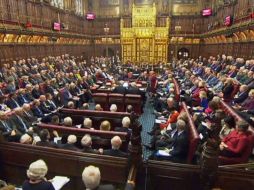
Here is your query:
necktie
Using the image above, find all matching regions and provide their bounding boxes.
[17,116,28,132]
[2,121,11,132]
[50,100,57,109]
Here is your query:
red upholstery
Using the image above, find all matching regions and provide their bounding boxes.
[182,102,200,164]
[125,94,142,115]
[173,78,180,101]
[219,131,254,165]
[108,93,125,112]
[219,100,254,165]
[92,93,109,111]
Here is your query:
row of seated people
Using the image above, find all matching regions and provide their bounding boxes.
[174,57,254,164]
[178,56,254,124]
[11,159,116,190]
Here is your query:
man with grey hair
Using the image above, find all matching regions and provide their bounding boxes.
[152,119,189,163]
[103,136,127,157]
[60,134,79,151]
[11,107,30,134]
[63,117,72,127]
[109,104,117,112]
[81,134,98,154]
[83,118,93,129]
[114,117,131,135]
[82,165,115,190]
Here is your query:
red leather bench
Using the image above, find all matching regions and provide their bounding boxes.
[173,78,180,101]
[182,102,200,164]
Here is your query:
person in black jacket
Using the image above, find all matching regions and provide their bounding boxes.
[233,84,249,104]
[36,129,57,148]
[81,134,99,154]
[82,165,116,190]
[22,159,55,190]
[103,136,127,157]
[221,78,234,100]
[113,80,126,94]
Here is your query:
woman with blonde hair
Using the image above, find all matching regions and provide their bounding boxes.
[22,159,55,190]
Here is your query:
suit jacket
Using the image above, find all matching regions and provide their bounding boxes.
[59,143,80,151]
[127,86,141,95]
[113,86,126,94]
[222,84,234,100]
[23,110,37,123]
[6,98,20,109]
[32,89,42,99]
[94,185,116,190]
[0,119,14,137]
[234,91,249,104]
[36,140,58,148]
[17,94,30,106]
[61,88,73,106]
[10,114,30,134]
[32,106,45,118]
[82,146,99,154]
[168,130,189,162]
[103,149,127,157]
[39,102,51,114]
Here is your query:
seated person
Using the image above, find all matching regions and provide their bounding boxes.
[83,118,93,129]
[115,116,131,135]
[100,120,111,131]
[103,136,128,157]
[0,111,21,142]
[220,121,250,158]
[63,117,72,127]
[110,104,117,112]
[0,96,11,112]
[80,103,89,110]
[80,134,99,154]
[151,119,189,163]
[82,165,116,190]
[95,104,103,111]
[67,101,75,109]
[59,134,79,151]
[36,129,58,148]
[50,115,60,125]
[126,105,134,113]
[219,116,235,139]
[22,159,55,190]
[20,133,33,144]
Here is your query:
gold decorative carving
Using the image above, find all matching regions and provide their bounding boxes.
[121,3,169,63]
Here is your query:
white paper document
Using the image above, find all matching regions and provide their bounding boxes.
[157,150,170,156]
[51,176,70,190]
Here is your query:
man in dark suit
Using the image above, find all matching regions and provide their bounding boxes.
[36,129,58,148]
[153,119,189,163]
[0,111,21,142]
[5,93,20,109]
[103,136,127,157]
[113,81,126,94]
[126,82,141,95]
[22,103,38,124]
[80,134,99,154]
[59,134,79,151]
[10,107,30,134]
[17,88,30,106]
[114,117,132,136]
[31,84,42,99]
[233,85,249,104]
[82,165,116,190]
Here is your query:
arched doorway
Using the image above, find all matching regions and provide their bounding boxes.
[103,48,115,57]
[177,48,190,60]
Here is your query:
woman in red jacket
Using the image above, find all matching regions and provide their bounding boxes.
[220,120,249,157]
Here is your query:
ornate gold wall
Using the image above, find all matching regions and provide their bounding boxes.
[121,3,169,64]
